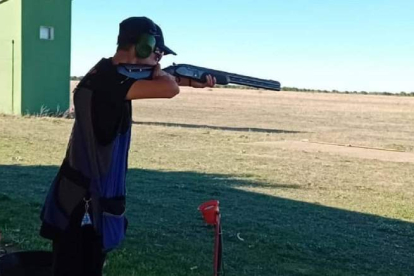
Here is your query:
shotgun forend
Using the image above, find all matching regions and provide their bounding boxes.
[163,63,281,91]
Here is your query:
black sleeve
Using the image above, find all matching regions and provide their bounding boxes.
[89,65,136,146]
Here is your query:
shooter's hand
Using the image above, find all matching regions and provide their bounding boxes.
[153,64,175,82]
[190,74,217,88]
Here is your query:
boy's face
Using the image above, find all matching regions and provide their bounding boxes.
[136,47,164,66]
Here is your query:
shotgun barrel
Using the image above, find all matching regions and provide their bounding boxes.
[164,63,281,91]
[117,63,281,91]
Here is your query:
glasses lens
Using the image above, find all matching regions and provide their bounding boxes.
[154,47,165,55]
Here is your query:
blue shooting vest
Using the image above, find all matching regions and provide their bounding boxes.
[40,59,153,251]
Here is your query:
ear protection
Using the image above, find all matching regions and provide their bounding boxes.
[135,33,157,58]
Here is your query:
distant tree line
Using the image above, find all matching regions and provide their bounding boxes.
[281,86,414,97]
[216,84,414,97]
[71,77,413,97]
[70,76,83,81]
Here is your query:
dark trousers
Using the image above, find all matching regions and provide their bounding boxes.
[52,203,106,276]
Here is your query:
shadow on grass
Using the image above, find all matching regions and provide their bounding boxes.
[0,165,413,276]
[133,121,303,134]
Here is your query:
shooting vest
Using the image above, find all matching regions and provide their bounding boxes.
[40,58,146,251]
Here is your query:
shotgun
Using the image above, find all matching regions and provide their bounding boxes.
[117,63,281,91]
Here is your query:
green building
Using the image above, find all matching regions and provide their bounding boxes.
[0,0,71,115]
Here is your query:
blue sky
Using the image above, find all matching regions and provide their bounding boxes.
[71,0,414,92]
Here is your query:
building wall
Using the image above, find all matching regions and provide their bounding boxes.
[21,0,71,114]
[0,0,22,114]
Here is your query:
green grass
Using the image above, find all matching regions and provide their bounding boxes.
[1,114,414,275]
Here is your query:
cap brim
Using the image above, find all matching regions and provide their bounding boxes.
[159,44,176,56]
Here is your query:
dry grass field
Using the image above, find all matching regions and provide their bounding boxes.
[1,83,414,275]
[131,86,414,215]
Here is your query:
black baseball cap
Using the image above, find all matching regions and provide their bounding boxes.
[117,17,177,55]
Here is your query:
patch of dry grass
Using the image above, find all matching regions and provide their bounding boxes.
[1,87,414,275]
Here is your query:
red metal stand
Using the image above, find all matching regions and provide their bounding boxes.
[198,200,223,276]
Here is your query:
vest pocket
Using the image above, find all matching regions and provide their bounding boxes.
[55,175,87,217]
[100,197,127,250]
[54,159,90,217]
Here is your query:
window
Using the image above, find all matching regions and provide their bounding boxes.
[40,26,54,40]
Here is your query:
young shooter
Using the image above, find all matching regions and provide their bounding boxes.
[40,17,216,276]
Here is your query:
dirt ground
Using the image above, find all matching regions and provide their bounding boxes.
[137,89,414,154]
[70,81,414,163]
